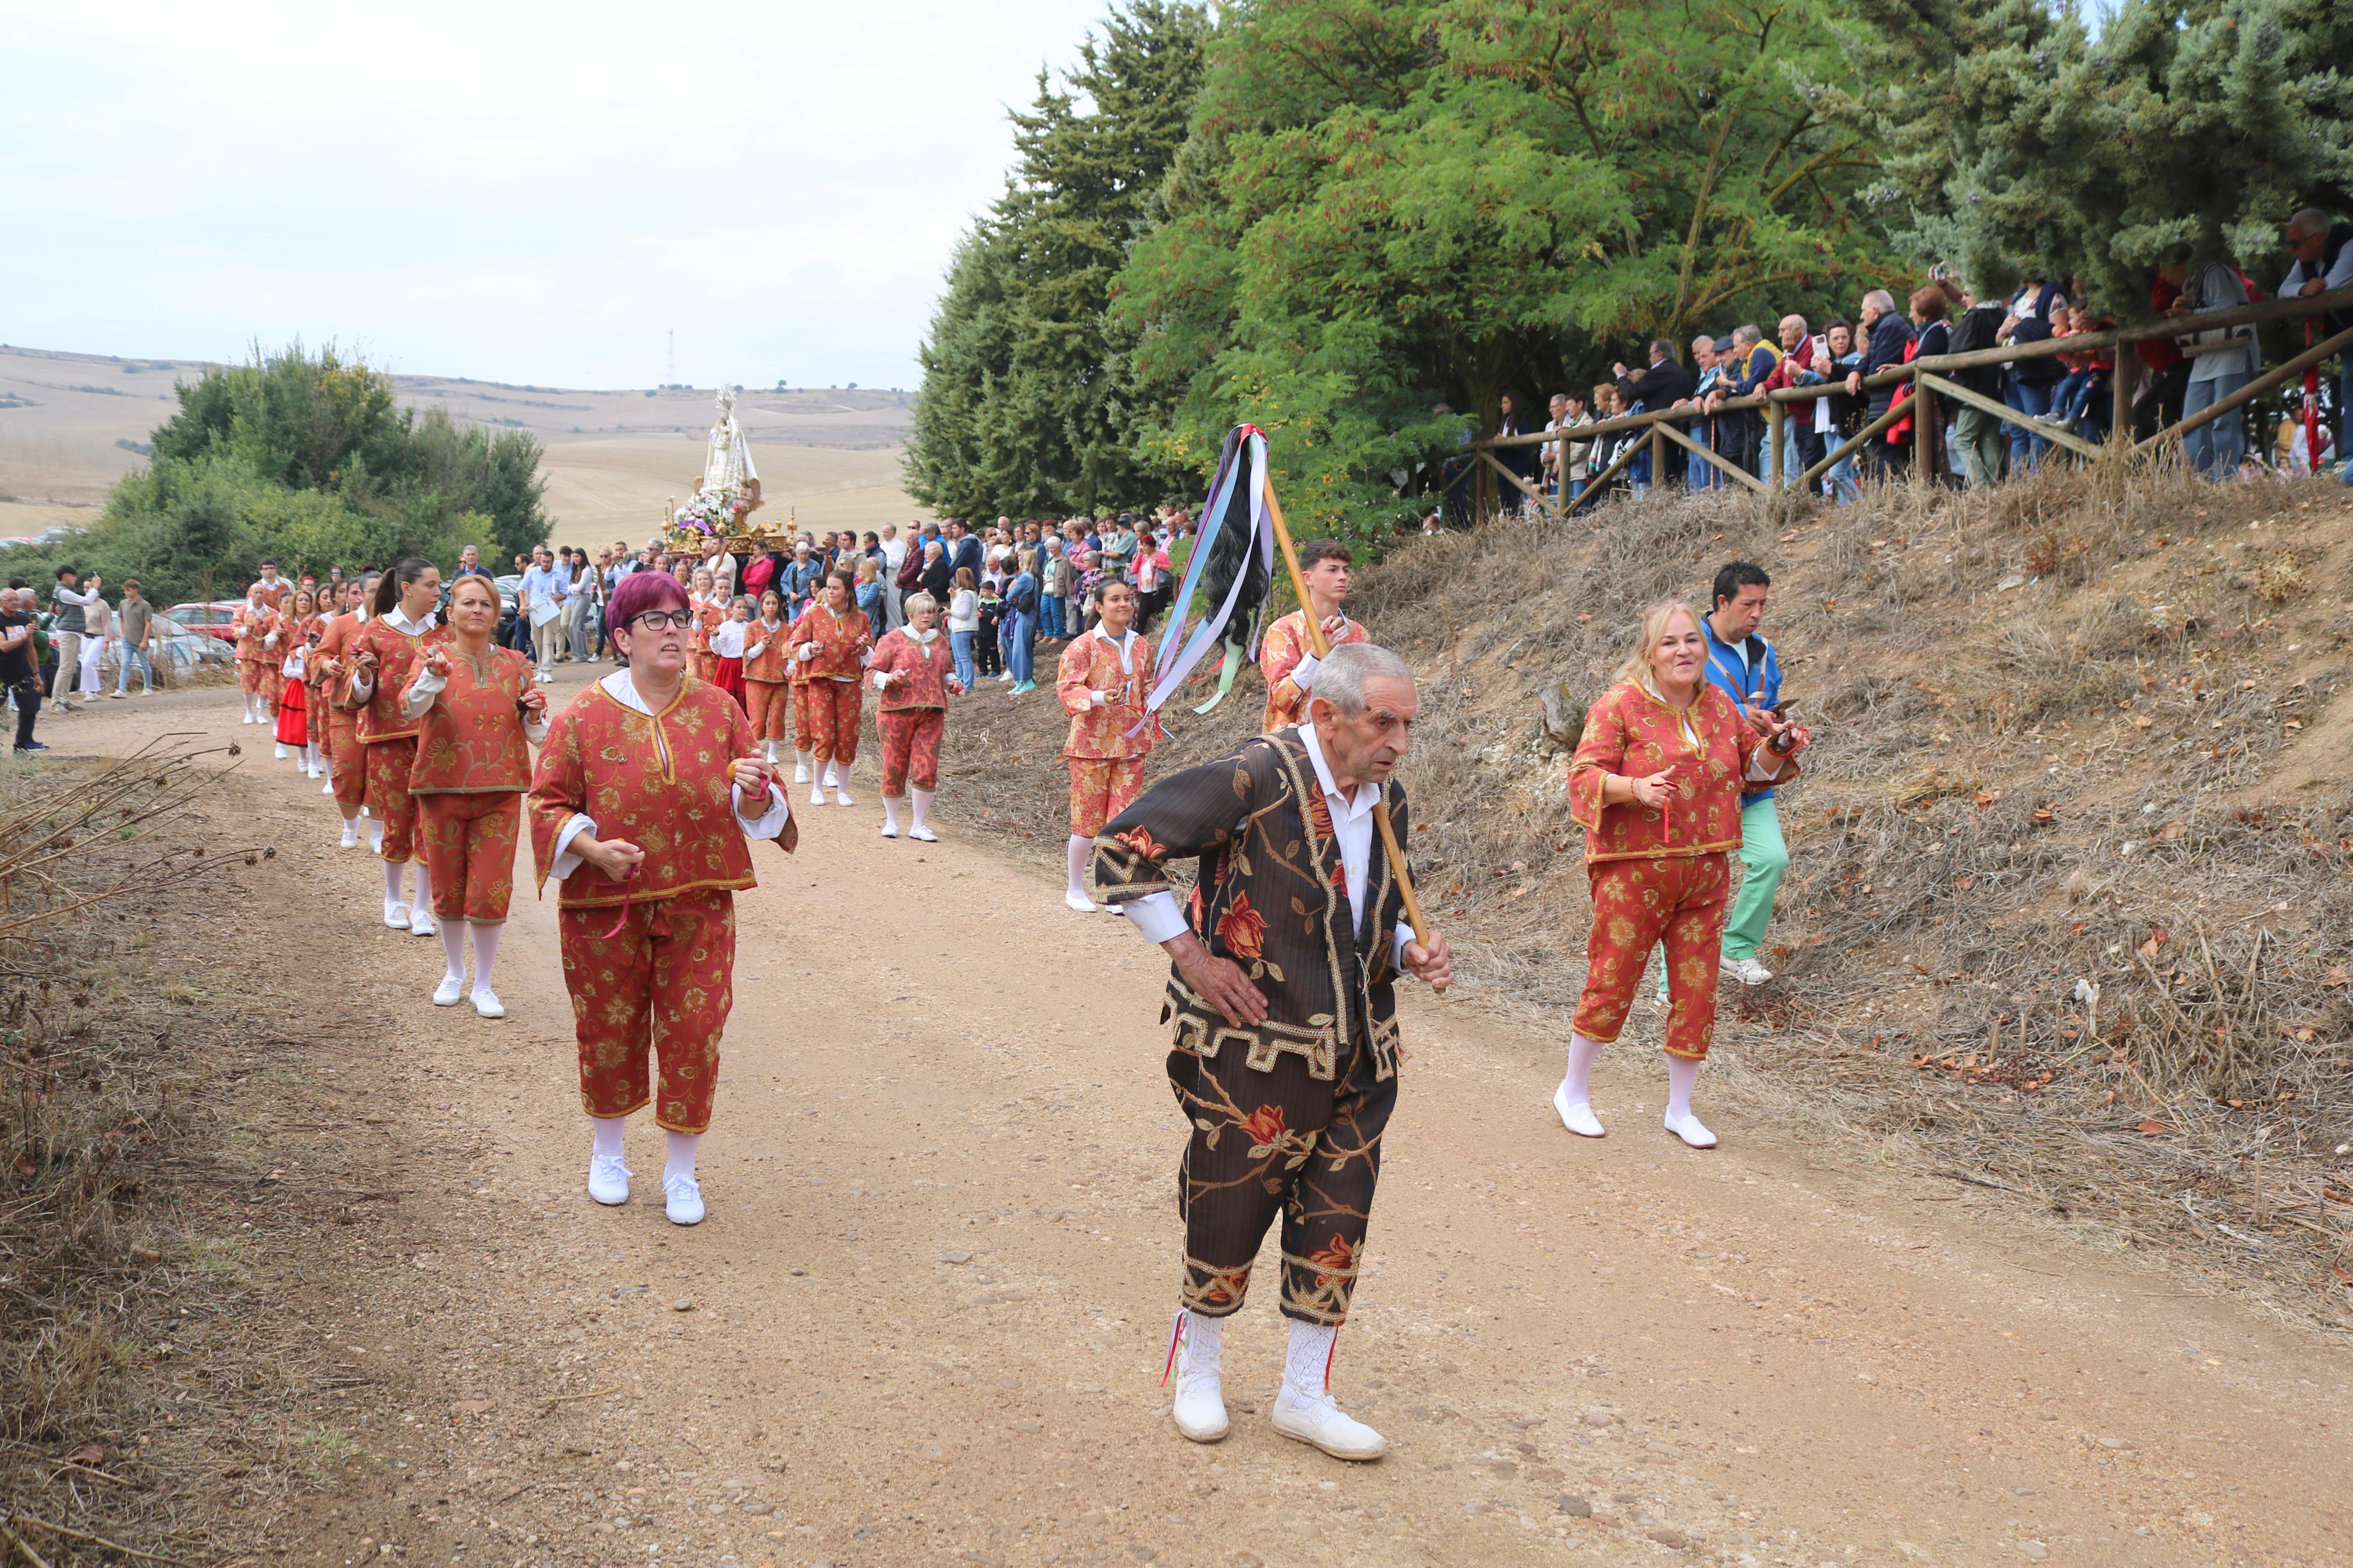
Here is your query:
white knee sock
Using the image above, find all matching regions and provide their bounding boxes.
[882,796,900,831]
[382,861,406,906]
[1173,1309,1223,1381]
[663,1130,701,1183]
[1282,1319,1339,1404]
[411,861,434,914]
[591,1117,627,1162]
[470,922,501,992]
[1066,834,1091,897]
[1563,1031,1605,1105]
[762,739,777,764]
[1665,1054,1701,1122]
[368,818,385,854]
[795,749,813,776]
[438,920,466,983]
[911,788,934,831]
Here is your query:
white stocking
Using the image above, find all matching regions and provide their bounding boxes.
[437,920,466,983]
[663,1130,701,1183]
[1563,1031,1604,1106]
[470,922,502,992]
[368,817,385,854]
[911,788,934,831]
[1066,834,1091,898]
[382,860,407,906]
[591,1117,627,1161]
[1666,1054,1701,1123]
[410,861,434,915]
[882,797,901,832]
[1282,1319,1339,1405]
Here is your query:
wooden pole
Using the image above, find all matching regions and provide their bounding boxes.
[1653,419,1769,493]
[1915,372,2106,461]
[1478,450,1563,520]
[1799,399,1911,488]
[1914,374,1937,485]
[1259,474,1440,977]
[1566,432,1644,516]
[1768,399,1784,487]
[2134,322,2353,454]
[1649,425,1667,495]
[2111,347,2135,451]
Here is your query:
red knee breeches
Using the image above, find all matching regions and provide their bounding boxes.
[1067,756,1145,838]
[417,791,521,923]
[329,719,367,808]
[558,889,736,1134]
[1572,853,1731,1059]
[878,707,943,797]
[794,679,861,763]
[745,678,791,743]
[364,737,421,863]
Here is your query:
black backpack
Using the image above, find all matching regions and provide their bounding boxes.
[1947,304,2008,397]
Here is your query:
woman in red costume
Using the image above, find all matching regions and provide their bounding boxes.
[789,568,872,808]
[528,571,796,1227]
[311,575,374,846]
[339,559,448,937]
[1560,599,1805,1149]
[866,589,963,841]
[403,573,547,1018]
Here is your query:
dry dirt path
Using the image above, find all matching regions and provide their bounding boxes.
[36,685,2353,1568]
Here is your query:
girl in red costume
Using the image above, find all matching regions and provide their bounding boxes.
[403,574,547,1018]
[742,588,793,766]
[866,589,963,841]
[1560,600,1805,1149]
[339,559,449,936]
[789,568,872,808]
[528,571,795,1227]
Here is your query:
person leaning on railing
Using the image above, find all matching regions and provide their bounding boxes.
[2172,252,2267,479]
[2280,207,2353,485]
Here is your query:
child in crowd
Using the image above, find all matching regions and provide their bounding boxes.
[976,574,1005,680]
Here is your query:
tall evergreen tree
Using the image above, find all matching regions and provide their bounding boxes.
[906,0,1211,517]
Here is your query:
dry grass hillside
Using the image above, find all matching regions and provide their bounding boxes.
[0,346,924,548]
[947,463,2353,1327]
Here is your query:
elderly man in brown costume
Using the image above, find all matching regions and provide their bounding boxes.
[1087,642,1453,1460]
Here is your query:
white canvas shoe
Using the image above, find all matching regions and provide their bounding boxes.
[339,820,359,849]
[321,778,336,796]
[407,908,438,938]
[1553,1080,1605,1138]
[663,1173,705,1226]
[471,987,505,1019]
[879,821,899,838]
[1064,888,1100,913]
[810,783,826,806]
[1271,1388,1386,1461]
[587,1155,632,1207]
[1664,1112,1718,1150]
[1172,1367,1228,1443]
[1722,955,1774,987]
[383,900,410,930]
[794,759,811,784]
[432,974,464,1006]
[834,785,855,808]
[274,742,288,759]
[908,824,938,843]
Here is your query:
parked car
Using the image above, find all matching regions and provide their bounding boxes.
[161,601,245,644]
[147,615,236,672]
[495,573,523,640]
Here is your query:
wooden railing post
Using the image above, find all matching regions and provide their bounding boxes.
[1768,398,1784,487]
[1912,368,1935,485]
[2110,345,2134,455]
[1649,425,1666,495]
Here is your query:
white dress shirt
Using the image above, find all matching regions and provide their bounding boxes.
[345,606,438,701]
[1123,724,1413,969]
[710,618,749,659]
[549,670,789,879]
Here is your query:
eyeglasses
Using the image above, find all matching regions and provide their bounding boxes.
[627,610,694,632]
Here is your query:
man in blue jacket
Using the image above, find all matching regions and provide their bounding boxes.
[1702,560,1788,986]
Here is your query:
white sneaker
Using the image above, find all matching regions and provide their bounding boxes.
[274,742,288,759]
[240,713,255,725]
[1064,888,1101,913]
[880,821,899,838]
[383,900,410,930]
[810,784,826,806]
[432,973,464,1006]
[794,760,811,784]
[339,820,359,849]
[1271,1387,1386,1461]
[321,778,336,796]
[908,824,938,843]
[663,1173,705,1226]
[408,908,438,937]
[587,1155,632,1207]
[534,671,553,684]
[1171,1368,1228,1443]
[1553,1081,1606,1138]
[834,785,855,808]
[368,824,384,855]
[1665,1111,1718,1150]
[1723,955,1774,987]
[471,987,505,1019]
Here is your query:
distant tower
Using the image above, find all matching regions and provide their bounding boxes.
[666,329,675,387]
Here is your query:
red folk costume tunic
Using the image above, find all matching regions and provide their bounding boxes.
[741,617,792,743]
[1565,678,1794,1059]
[1057,625,1157,837]
[528,675,797,1134]
[339,609,446,865]
[688,598,725,685]
[788,602,871,765]
[233,604,281,700]
[314,611,369,809]
[1258,608,1369,733]
[867,626,954,797]
[404,644,540,924]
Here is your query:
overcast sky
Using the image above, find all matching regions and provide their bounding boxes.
[1,0,1114,392]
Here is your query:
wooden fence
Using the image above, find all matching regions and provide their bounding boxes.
[1466,283,2353,520]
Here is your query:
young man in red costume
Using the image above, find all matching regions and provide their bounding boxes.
[1257,538,1368,734]
[1056,578,1155,912]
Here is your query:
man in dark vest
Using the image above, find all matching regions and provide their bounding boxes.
[1087,642,1453,1462]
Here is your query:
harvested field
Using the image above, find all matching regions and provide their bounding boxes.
[945,462,2353,1327]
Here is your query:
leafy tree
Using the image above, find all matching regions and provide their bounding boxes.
[907,0,1212,517]
[1844,0,2353,305]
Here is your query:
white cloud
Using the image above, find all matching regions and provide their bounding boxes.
[0,0,1113,390]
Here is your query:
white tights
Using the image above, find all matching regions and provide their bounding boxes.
[590,1117,701,1183]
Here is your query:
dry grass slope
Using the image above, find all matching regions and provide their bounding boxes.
[949,462,2353,1326]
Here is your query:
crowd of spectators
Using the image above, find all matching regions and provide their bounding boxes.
[1496,207,2352,511]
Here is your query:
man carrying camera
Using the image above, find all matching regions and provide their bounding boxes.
[1704,561,1791,987]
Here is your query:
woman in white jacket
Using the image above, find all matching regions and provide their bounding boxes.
[946,567,981,692]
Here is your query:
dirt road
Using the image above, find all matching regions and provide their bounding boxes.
[36,687,2352,1568]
